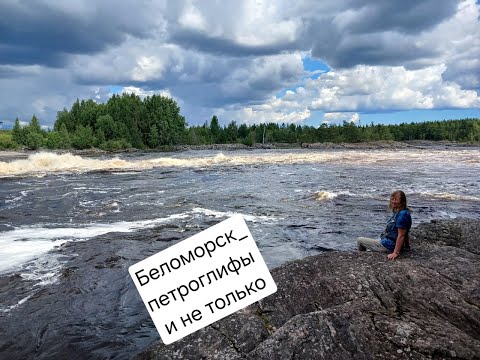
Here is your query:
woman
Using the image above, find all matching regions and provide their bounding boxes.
[357,190,412,260]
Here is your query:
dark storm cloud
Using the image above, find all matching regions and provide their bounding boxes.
[0,44,67,67]
[162,0,310,58]
[307,0,460,69]
[0,0,462,69]
[337,0,459,34]
[163,0,460,67]
[169,29,303,57]
[0,1,154,67]
[0,64,37,78]
[311,30,441,69]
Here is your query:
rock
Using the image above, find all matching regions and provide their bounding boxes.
[0,226,188,360]
[134,219,480,359]
[411,218,480,255]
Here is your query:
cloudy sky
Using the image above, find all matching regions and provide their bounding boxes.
[1,0,479,129]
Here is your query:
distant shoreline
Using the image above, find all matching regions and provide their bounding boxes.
[1,140,479,159]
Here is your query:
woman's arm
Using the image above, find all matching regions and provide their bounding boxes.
[387,227,407,260]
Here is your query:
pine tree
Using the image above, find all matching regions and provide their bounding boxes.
[29,115,42,133]
[12,118,23,144]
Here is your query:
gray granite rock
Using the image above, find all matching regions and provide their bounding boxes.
[133,219,480,359]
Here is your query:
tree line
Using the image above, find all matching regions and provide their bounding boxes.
[187,116,480,145]
[3,93,480,150]
[11,93,186,150]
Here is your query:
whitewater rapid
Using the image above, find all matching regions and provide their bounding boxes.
[1,148,479,281]
[1,149,478,177]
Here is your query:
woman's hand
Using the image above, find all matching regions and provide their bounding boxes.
[388,228,407,260]
[387,251,399,260]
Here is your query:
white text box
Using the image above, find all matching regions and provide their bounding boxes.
[129,214,277,344]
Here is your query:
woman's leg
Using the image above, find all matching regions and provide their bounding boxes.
[357,237,390,253]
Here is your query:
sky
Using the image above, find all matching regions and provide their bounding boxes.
[0,0,479,129]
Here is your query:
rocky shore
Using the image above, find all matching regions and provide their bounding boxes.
[1,140,479,160]
[134,218,480,360]
[0,219,479,359]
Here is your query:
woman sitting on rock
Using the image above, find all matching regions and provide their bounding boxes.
[357,190,412,260]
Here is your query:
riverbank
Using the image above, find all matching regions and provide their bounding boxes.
[0,218,478,359]
[1,140,479,160]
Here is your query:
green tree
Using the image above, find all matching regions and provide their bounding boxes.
[72,125,95,149]
[12,118,25,144]
[225,121,239,143]
[99,139,131,151]
[95,114,117,141]
[342,121,361,142]
[53,91,188,149]
[469,120,480,142]
[18,115,45,149]
[243,130,256,147]
[24,130,44,150]
[0,131,19,149]
[45,131,63,149]
[54,108,76,133]
[29,115,42,133]
[45,123,72,149]
[238,124,249,139]
[59,123,72,148]
[148,124,160,148]
[209,115,221,143]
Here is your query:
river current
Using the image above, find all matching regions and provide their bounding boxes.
[0,148,479,358]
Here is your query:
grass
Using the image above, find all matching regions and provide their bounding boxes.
[0,130,19,150]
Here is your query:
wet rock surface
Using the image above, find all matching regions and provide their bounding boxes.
[134,219,480,360]
[0,225,190,360]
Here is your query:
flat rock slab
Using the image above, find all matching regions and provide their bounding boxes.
[134,219,480,359]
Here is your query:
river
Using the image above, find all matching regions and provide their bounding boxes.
[0,148,479,359]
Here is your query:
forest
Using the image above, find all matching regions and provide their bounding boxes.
[2,93,480,150]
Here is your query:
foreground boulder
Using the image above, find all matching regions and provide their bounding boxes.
[134,219,480,359]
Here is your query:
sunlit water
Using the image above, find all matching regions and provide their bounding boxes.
[1,148,479,278]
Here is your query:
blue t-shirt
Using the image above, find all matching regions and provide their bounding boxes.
[380,209,412,251]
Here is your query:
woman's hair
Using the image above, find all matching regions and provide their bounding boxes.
[388,190,408,211]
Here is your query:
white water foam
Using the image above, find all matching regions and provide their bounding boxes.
[0,295,32,314]
[1,149,478,178]
[4,189,32,204]
[5,195,23,204]
[0,213,191,275]
[0,235,68,275]
[314,190,357,201]
[191,207,281,223]
[419,191,480,201]
[0,208,274,276]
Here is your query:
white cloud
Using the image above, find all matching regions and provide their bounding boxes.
[121,86,173,99]
[70,38,179,84]
[131,56,166,81]
[427,0,480,89]
[171,0,301,48]
[322,112,360,125]
[178,2,207,32]
[234,1,300,46]
[219,107,311,125]
[292,65,479,113]
[233,62,479,126]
